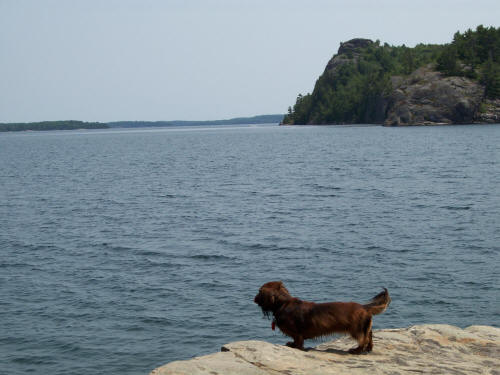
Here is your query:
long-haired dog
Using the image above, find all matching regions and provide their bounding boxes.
[254,281,391,353]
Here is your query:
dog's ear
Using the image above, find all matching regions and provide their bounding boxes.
[278,281,284,289]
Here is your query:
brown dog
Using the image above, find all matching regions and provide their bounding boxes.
[254,281,391,353]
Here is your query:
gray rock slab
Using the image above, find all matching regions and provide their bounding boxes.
[150,324,500,375]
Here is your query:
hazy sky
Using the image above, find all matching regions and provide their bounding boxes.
[1,0,499,122]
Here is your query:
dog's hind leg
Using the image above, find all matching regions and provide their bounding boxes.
[348,339,365,354]
[349,316,373,354]
[361,316,373,352]
[348,331,365,354]
[365,328,373,352]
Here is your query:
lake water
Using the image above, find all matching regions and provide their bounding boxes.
[1,124,499,375]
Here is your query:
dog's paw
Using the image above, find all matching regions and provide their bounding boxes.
[348,347,365,355]
[286,342,305,350]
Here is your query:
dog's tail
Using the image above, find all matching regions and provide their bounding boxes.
[363,288,391,315]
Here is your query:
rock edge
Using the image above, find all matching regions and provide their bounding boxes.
[150,324,500,375]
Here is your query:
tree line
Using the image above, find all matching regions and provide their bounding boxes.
[437,25,500,98]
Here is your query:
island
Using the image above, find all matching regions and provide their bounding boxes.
[150,324,500,375]
[0,120,109,132]
[282,25,500,125]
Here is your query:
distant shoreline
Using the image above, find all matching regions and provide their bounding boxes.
[0,120,109,132]
[0,115,284,132]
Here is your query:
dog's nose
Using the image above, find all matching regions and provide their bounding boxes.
[254,294,260,304]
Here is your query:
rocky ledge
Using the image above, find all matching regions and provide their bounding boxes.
[150,324,499,375]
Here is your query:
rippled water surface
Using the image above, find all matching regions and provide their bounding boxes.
[1,124,499,375]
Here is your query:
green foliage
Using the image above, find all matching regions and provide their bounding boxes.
[283,25,500,125]
[481,57,500,99]
[436,45,461,76]
[436,25,500,86]
[0,120,108,132]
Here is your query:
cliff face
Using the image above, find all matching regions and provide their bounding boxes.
[385,66,485,125]
[324,38,374,74]
[150,324,500,375]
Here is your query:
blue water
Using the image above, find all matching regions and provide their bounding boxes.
[1,124,499,375]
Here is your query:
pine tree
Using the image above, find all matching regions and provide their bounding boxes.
[482,57,500,98]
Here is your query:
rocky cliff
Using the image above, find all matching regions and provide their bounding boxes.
[385,66,486,125]
[150,324,500,375]
[324,38,374,74]
[282,30,500,126]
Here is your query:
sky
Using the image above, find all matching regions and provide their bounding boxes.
[1,0,499,123]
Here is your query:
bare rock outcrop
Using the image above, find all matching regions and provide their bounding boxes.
[384,66,485,126]
[324,38,373,75]
[476,98,500,123]
[150,324,500,375]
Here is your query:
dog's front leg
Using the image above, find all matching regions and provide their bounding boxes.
[286,336,304,350]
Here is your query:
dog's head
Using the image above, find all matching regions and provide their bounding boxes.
[254,281,291,317]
